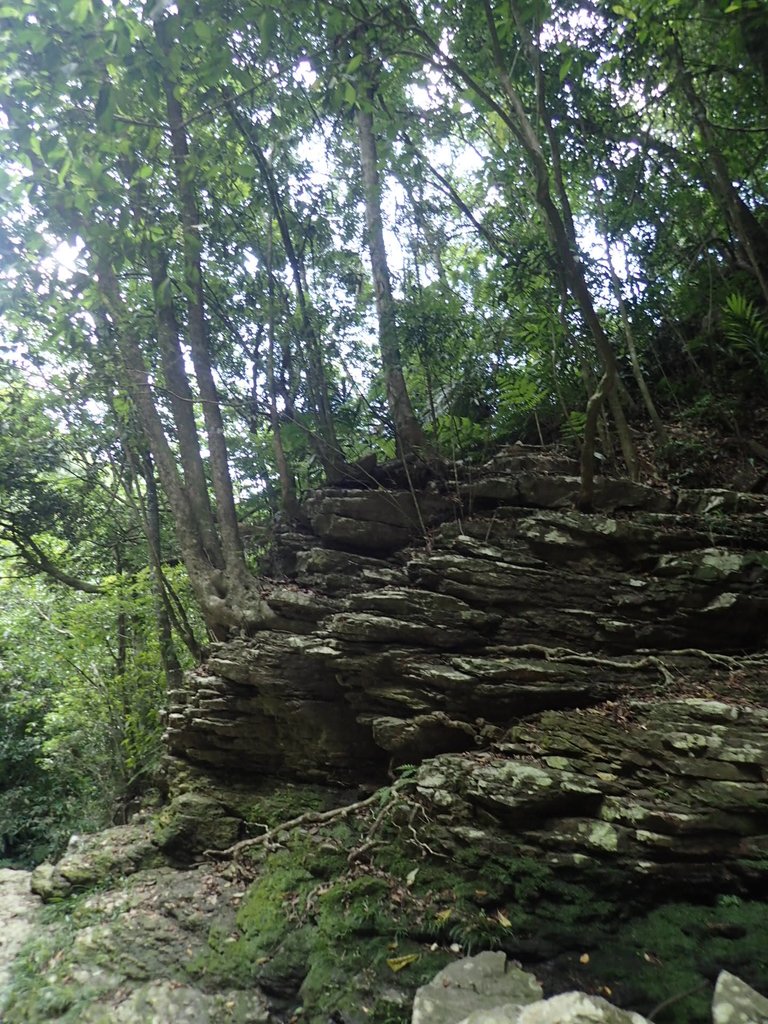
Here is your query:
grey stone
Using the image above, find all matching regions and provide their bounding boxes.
[515,992,650,1023]
[30,823,164,901]
[712,969,768,1024]
[79,980,269,1023]
[372,712,478,760]
[457,1006,523,1024]
[412,952,542,1024]
[30,861,71,901]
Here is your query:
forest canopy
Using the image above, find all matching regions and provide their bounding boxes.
[2,0,768,857]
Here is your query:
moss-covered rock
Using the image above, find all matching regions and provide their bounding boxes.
[30,823,165,902]
[152,792,242,860]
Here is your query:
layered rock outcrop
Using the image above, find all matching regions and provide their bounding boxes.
[161,446,768,987]
[166,445,768,783]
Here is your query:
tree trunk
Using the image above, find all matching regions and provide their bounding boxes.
[141,451,184,688]
[225,93,346,482]
[355,99,427,459]
[145,246,224,570]
[156,17,247,584]
[266,224,300,517]
[670,33,768,304]
[605,238,667,443]
[481,0,637,489]
[94,252,233,627]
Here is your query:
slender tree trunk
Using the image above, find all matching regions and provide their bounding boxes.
[266,224,300,517]
[225,94,346,481]
[605,239,667,442]
[113,418,204,663]
[94,252,244,632]
[115,543,128,680]
[141,451,184,688]
[481,0,637,494]
[355,98,428,459]
[145,246,224,569]
[156,17,246,584]
[670,34,768,304]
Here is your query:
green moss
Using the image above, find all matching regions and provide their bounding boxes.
[194,829,457,1024]
[223,781,342,830]
[195,851,318,989]
[189,783,768,1024]
[301,940,451,1024]
[579,901,768,1023]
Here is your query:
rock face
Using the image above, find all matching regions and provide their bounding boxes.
[406,696,768,935]
[165,447,768,894]
[712,970,768,1024]
[5,846,270,1024]
[166,445,768,778]
[412,951,543,1024]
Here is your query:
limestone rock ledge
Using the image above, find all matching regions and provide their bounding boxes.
[409,698,768,910]
[166,446,768,783]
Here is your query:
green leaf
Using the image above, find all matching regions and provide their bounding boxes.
[57,155,73,185]
[193,20,212,43]
[344,82,357,105]
[71,0,92,23]
[346,53,364,74]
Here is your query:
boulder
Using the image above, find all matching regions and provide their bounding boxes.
[712,970,768,1024]
[412,951,542,1024]
[31,823,164,901]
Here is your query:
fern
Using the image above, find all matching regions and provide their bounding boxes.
[562,409,587,441]
[722,292,768,380]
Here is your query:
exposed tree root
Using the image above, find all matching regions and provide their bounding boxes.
[205,783,418,862]
[505,643,768,674]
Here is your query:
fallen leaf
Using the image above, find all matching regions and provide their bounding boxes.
[496,910,512,928]
[642,951,663,966]
[387,954,420,972]
[406,867,419,886]
[435,908,452,924]
[579,953,590,964]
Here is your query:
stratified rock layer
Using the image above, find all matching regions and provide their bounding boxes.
[166,446,768,782]
[163,446,768,923]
